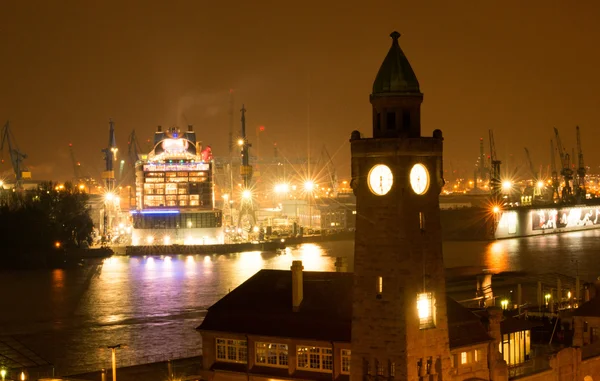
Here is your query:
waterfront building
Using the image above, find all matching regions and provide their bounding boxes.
[197,32,600,381]
[131,125,223,245]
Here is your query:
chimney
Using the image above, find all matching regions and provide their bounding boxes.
[188,125,193,131]
[157,125,162,132]
[335,257,346,272]
[291,260,304,311]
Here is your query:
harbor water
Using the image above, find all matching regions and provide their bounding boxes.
[1,231,600,375]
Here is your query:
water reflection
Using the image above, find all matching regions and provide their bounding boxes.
[484,241,509,273]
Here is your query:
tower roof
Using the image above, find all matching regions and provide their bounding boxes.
[372,31,421,96]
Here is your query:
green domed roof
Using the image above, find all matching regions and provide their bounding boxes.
[372,31,421,95]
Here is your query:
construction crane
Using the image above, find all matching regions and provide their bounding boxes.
[320,145,338,197]
[127,130,142,168]
[0,121,31,188]
[477,137,486,186]
[550,140,560,202]
[488,130,501,198]
[575,126,586,201]
[553,127,573,203]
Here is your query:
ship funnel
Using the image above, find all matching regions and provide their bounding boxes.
[188,125,193,132]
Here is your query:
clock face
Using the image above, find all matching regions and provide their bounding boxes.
[368,164,393,196]
[410,163,430,195]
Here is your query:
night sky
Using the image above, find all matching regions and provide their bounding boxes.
[1,1,599,182]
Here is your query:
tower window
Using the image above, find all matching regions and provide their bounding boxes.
[402,110,411,131]
[389,361,395,378]
[377,276,383,295]
[417,292,436,329]
[386,112,395,130]
[376,360,384,376]
[419,212,425,231]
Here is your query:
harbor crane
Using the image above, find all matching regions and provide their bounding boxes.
[553,127,573,203]
[320,145,338,197]
[524,147,542,200]
[101,119,118,191]
[69,143,84,183]
[0,121,31,188]
[127,130,142,169]
[488,130,501,198]
[550,139,560,202]
[237,105,256,229]
[575,126,586,201]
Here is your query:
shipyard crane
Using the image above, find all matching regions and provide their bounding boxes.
[320,145,338,197]
[0,121,31,188]
[127,130,142,168]
[101,119,118,191]
[237,105,256,229]
[488,130,501,198]
[524,147,542,200]
[553,127,573,203]
[550,139,560,202]
[477,137,487,186]
[575,126,586,201]
[69,143,83,183]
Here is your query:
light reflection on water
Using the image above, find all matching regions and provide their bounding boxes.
[3,232,600,376]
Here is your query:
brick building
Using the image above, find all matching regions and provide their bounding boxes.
[197,32,600,381]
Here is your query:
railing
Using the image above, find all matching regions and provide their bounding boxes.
[58,349,202,377]
[508,354,551,379]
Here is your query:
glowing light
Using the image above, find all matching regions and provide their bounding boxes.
[417,292,433,320]
[222,193,229,201]
[104,192,115,202]
[1,369,6,379]
[501,299,509,310]
[253,226,259,233]
[493,206,500,213]
[54,241,61,249]
[163,235,171,245]
[274,183,290,194]
[537,181,544,189]
[20,371,26,380]
[502,181,512,191]
[568,291,572,299]
[79,184,85,190]
[237,138,244,146]
[146,235,154,244]
[304,180,315,192]
[242,189,252,199]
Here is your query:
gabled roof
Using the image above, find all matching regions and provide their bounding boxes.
[372,31,421,96]
[198,270,352,342]
[198,269,491,348]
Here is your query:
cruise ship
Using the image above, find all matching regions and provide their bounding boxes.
[131,125,223,245]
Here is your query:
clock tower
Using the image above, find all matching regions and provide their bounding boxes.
[350,32,451,381]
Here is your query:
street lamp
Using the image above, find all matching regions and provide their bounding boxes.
[105,344,124,381]
[242,189,252,200]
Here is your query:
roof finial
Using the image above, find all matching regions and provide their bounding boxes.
[390,31,401,41]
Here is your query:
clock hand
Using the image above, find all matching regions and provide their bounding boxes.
[379,175,383,193]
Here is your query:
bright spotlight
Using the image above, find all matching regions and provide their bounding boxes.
[146,235,154,244]
[492,206,500,214]
[237,138,244,146]
[222,193,229,201]
[242,189,252,199]
[163,235,171,245]
[537,181,544,189]
[304,180,315,192]
[502,181,512,191]
[104,192,115,202]
[253,226,259,233]
[274,183,289,194]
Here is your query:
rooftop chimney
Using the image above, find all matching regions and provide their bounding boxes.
[291,260,304,311]
[188,125,193,131]
[157,125,162,132]
[335,257,346,272]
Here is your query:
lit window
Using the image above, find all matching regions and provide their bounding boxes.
[216,338,247,363]
[451,354,457,368]
[297,346,333,372]
[389,361,395,377]
[419,212,425,230]
[376,360,385,376]
[255,342,288,367]
[341,349,351,374]
[417,292,436,329]
[461,351,468,365]
[475,349,482,362]
[377,276,383,294]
